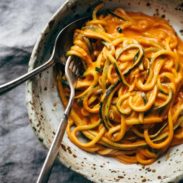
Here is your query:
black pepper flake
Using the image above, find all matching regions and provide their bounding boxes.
[61,144,67,152]
[95,67,103,73]
[73,154,77,158]
[32,127,36,132]
[117,26,123,33]
[176,2,183,11]
[67,146,72,154]
[38,137,43,143]
[180,29,183,34]
[161,14,165,18]
[77,98,83,107]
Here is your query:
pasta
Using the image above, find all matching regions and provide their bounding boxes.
[57,4,183,165]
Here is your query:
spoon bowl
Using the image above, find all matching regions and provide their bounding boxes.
[52,16,88,65]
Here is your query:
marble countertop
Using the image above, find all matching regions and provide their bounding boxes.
[0,0,90,182]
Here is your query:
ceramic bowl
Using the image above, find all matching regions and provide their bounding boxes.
[26,0,183,182]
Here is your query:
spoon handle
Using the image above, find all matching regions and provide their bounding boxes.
[0,59,54,95]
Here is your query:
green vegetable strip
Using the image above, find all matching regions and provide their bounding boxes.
[124,46,144,75]
[101,58,110,90]
[141,92,148,104]
[153,87,173,111]
[100,81,121,129]
[132,122,167,139]
[106,52,130,87]
[134,50,140,62]
[107,10,127,21]
[95,67,103,73]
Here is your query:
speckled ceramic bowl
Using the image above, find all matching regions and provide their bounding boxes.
[26,0,183,182]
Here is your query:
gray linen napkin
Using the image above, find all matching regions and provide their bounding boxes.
[0,0,90,182]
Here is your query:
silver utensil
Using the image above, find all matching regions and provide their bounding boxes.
[0,16,87,181]
[36,55,82,183]
[34,18,87,183]
[0,17,87,95]
[35,17,87,182]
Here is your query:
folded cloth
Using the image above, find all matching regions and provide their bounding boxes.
[0,0,90,182]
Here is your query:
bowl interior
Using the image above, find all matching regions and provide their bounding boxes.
[26,0,183,182]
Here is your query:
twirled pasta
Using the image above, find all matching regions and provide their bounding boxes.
[57,4,183,165]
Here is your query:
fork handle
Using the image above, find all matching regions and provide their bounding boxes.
[36,113,68,183]
[0,59,54,95]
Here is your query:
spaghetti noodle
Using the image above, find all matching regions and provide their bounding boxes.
[57,4,183,165]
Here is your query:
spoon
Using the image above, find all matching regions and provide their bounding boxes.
[0,17,88,95]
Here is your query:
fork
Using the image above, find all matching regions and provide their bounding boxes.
[36,55,80,183]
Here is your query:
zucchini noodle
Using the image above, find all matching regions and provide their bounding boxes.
[57,4,183,165]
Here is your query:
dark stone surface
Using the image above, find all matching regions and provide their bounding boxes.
[0,0,90,182]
